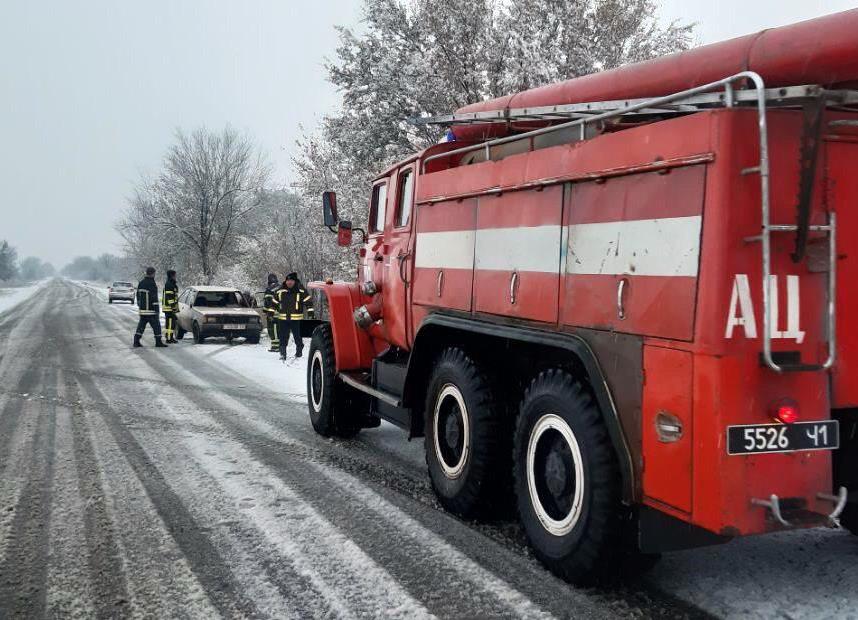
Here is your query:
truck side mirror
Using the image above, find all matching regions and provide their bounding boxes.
[337,220,353,247]
[322,191,338,227]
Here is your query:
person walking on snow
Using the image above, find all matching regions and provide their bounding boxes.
[263,273,280,352]
[162,269,179,343]
[134,266,167,348]
[274,272,313,360]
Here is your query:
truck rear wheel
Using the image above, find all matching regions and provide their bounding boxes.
[513,369,621,585]
[307,324,365,438]
[424,347,502,518]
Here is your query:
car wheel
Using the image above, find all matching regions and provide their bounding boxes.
[307,324,366,438]
[513,369,621,586]
[192,322,206,344]
[176,326,186,340]
[424,347,503,519]
[246,333,260,344]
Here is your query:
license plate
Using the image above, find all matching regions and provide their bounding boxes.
[727,420,839,455]
[223,324,244,330]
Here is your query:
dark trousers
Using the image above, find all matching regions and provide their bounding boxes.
[266,314,279,349]
[136,314,162,338]
[163,312,177,340]
[278,319,302,356]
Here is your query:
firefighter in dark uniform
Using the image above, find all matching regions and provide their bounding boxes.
[134,266,167,348]
[263,273,280,352]
[275,272,313,359]
[162,269,179,343]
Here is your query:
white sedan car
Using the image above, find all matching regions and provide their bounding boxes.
[176,286,263,344]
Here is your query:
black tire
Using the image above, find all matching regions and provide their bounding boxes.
[192,322,206,344]
[424,347,502,519]
[246,333,260,344]
[176,326,186,340]
[307,324,366,438]
[513,369,621,586]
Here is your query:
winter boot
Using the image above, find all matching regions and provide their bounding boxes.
[133,334,142,348]
[155,337,168,348]
[294,349,303,358]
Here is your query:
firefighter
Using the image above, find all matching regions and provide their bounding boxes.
[162,269,179,343]
[275,272,313,360]
[263,273,280,352]
[134,266,167,348]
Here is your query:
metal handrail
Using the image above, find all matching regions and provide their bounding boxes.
[422,71,771,173]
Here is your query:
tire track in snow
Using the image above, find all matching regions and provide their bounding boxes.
[118,341,559,619]
[72,368,261,618]
[42,372,98,618]
[74,304,433,618]
[89,303,531,617]
[0,366,57,618]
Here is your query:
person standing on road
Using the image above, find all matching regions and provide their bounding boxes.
[263,273,280,353]
[274,272,313,360]
[134,267,167,348]
[162,269,179,343]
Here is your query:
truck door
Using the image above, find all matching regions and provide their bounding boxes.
[380,164,416,349]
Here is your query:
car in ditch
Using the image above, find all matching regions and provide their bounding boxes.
[107,281,135,304]
[175,285,262,344]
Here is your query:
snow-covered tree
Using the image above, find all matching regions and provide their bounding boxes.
[294,0,694,233]
[118,127,270,284]
[19,256,55,281]
[0,240,19,282]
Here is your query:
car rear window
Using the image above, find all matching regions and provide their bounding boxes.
[113,282,132,287]
[193,291,247,308]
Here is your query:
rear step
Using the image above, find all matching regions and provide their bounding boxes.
[339,371,401,407]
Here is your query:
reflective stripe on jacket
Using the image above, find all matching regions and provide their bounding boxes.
[162,278,179,312]
[263,285,279,314]
[274,286,312,320]
[136,277,160,316]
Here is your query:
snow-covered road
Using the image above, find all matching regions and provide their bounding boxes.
[0,279,856,618]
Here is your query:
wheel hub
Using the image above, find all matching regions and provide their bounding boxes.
[310,351,324,413]
[433,384,470,479]
[526,414,584,537]
[544,444,570,499]
[444,412,461,450]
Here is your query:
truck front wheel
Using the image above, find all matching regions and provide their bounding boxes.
[307,324,364,438]
[513,369,621,585]
[424,347,502,518]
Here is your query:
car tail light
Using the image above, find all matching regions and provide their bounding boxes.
[771,398,800,424]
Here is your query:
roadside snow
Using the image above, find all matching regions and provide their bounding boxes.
[178,336,308,402]
[0,280,46,315]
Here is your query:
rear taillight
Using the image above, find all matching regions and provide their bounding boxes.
[772,398,800,424]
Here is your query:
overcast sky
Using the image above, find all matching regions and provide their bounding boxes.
[2,0,856,268]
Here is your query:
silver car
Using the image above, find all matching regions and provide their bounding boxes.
[108,281,135,304]
[176,286,263,344]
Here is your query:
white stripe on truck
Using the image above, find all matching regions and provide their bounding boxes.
[566,216,702,277]
[415,215,702,277]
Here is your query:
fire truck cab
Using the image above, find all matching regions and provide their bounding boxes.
[306,10,858,585]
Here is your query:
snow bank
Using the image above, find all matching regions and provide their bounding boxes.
[179,336,308,402]
[0,280,47,316]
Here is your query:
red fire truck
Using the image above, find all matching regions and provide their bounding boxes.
[305,10,858,584]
